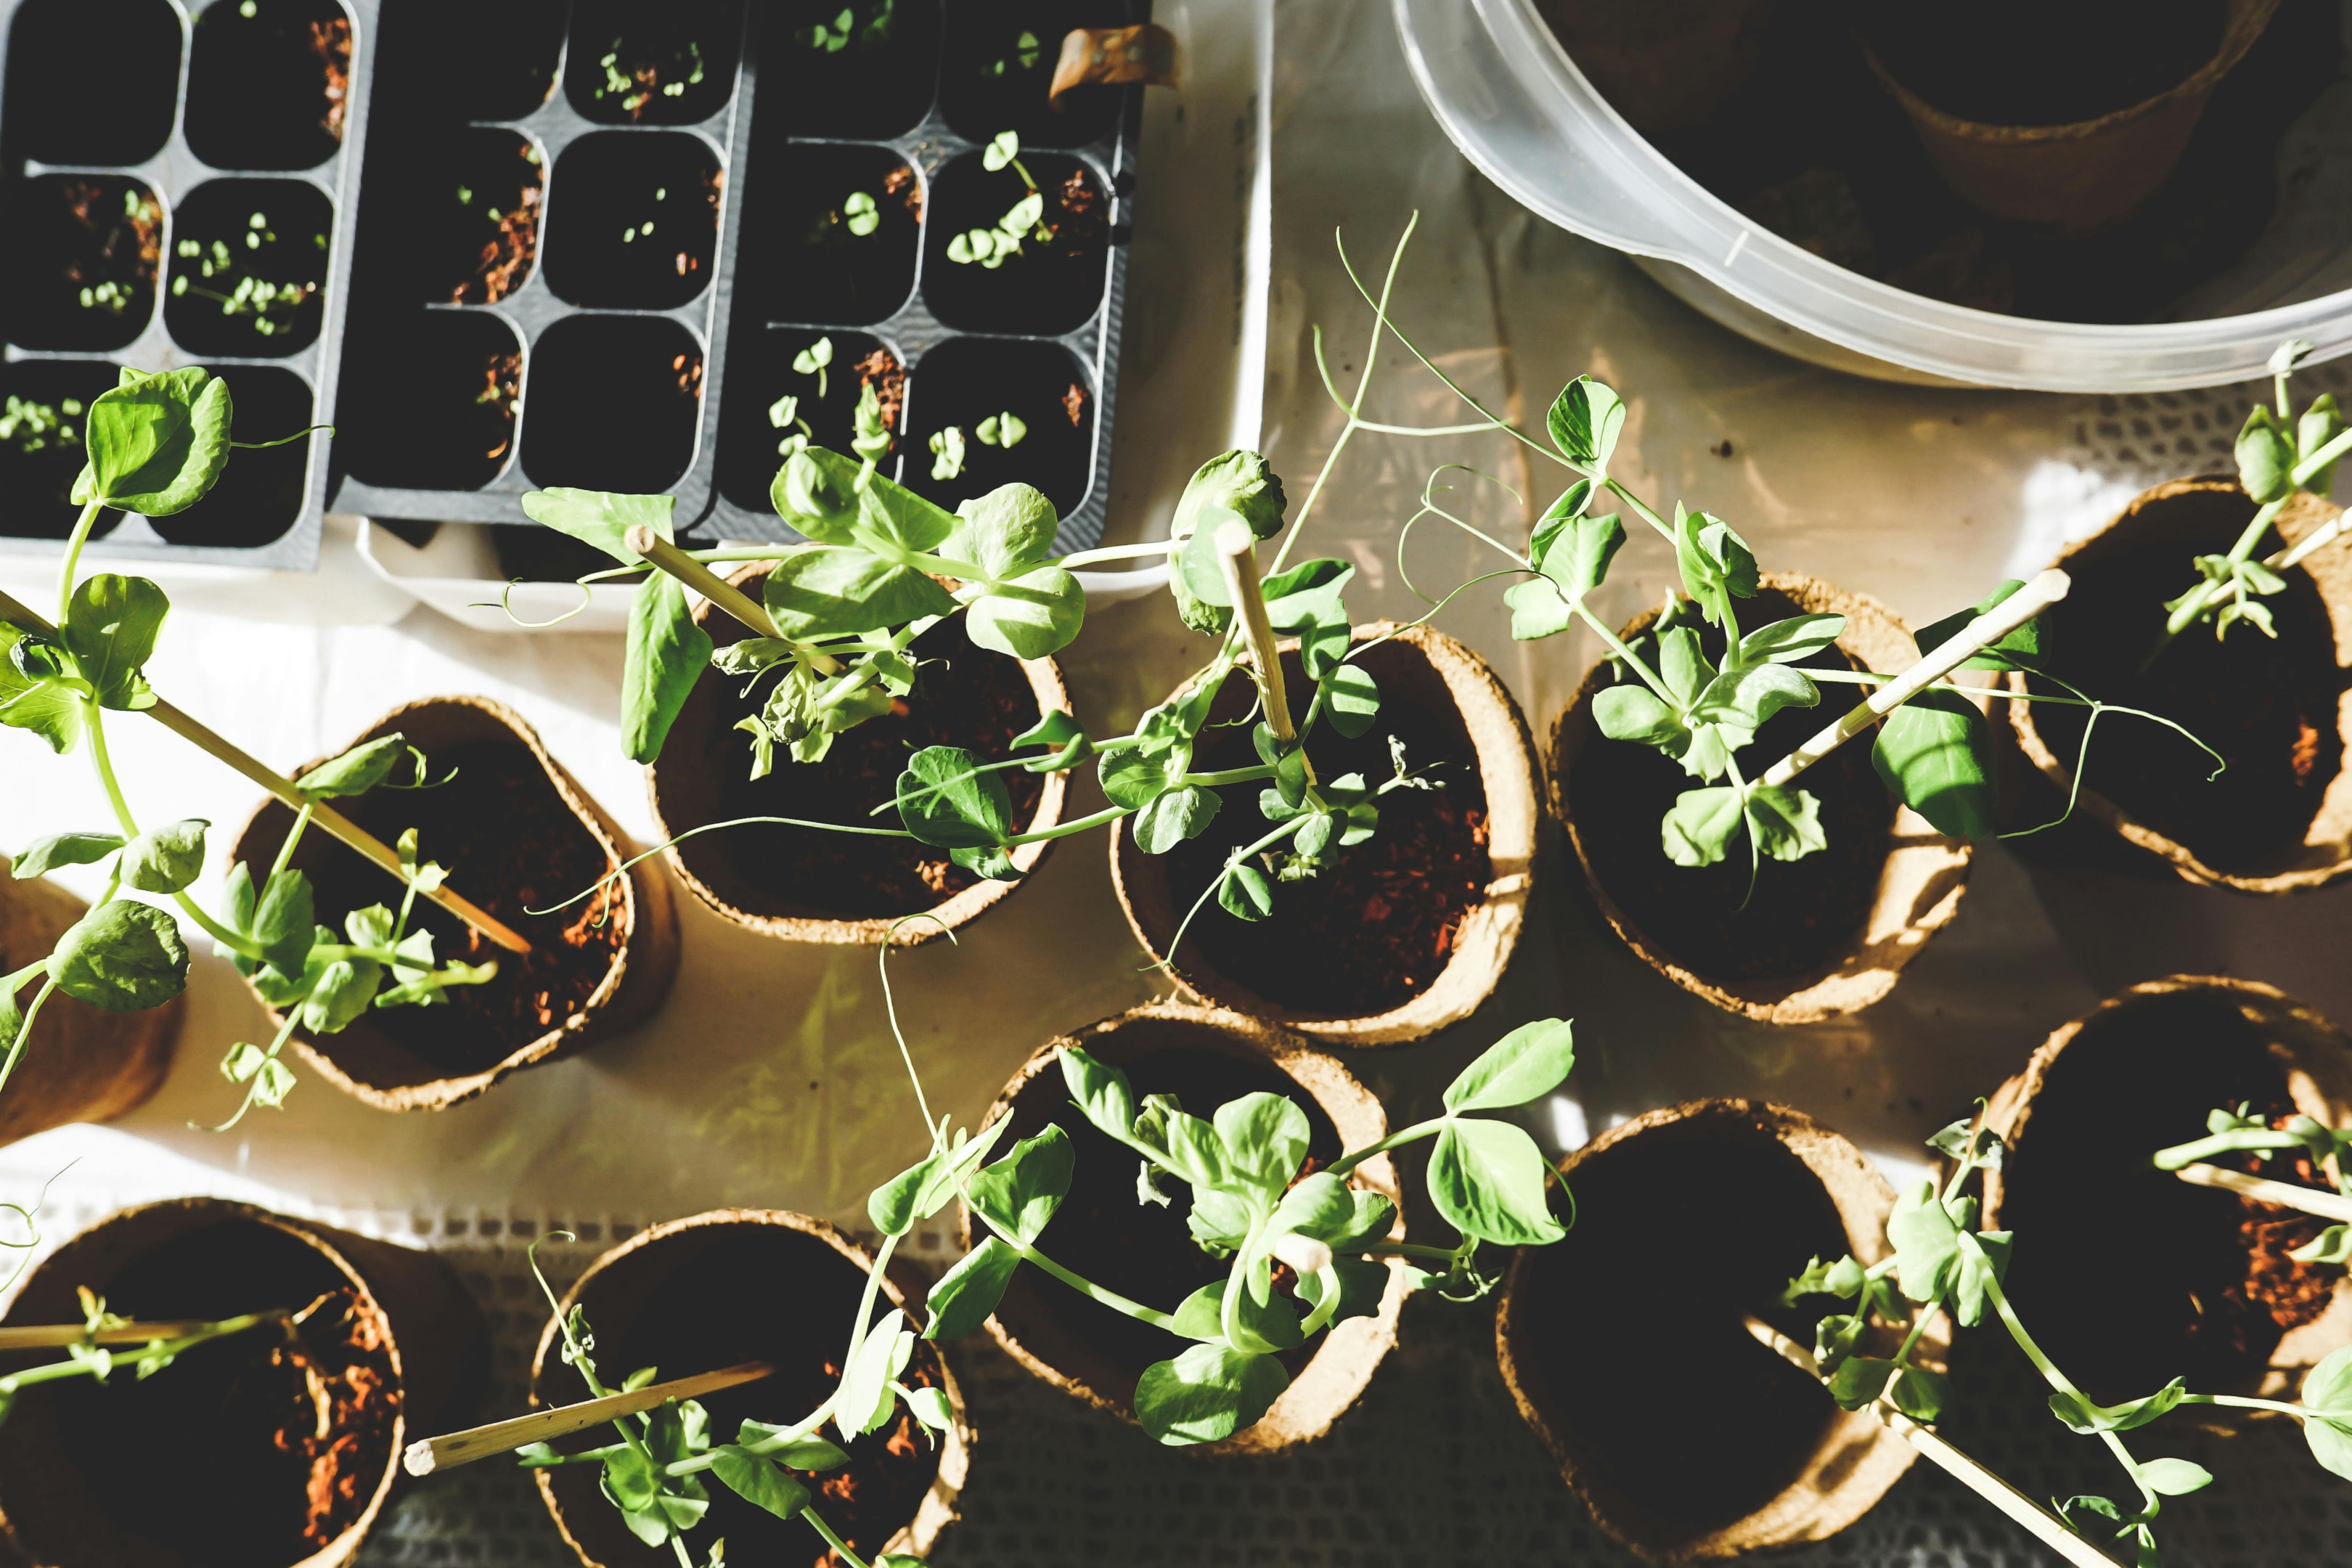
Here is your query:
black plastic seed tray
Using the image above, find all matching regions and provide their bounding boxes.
[0,0,375,570]
[330,0,1148,558]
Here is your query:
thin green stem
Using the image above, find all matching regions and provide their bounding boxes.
[799,1507,871,1568]
[2184,1392,2316,1418]
[82,699,267,963]
[1603,477,1678,547]
[838,1231,901,1413]
[0,961,46,993]
[1003,804,1128,846]
[977,1214,1174,1329]
[1050,539,1183,570]
[0,979,59,1099]
[0,1308,283,1397]
[1177,765,1278,788]
[2152,1129,2306,1170]
[1326,1116,1447,1181]
[268,801,314,885]
[1361,1241,1465,1262]
[56,500,105,624]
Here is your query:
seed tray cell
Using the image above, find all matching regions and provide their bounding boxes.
[0,0,369,568]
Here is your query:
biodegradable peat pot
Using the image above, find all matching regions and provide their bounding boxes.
[1497,1100,1924,1561]
[966,1000,1408,1455]
[649,565,1069,945]
[1112,622,1538,1047]
[1977,976,2352,1405]
[0,1197,484,1568]
[0,864,178,1142]
[1535,0,1779,134]
[531,1209,966,1567]
[2009,477,2352,892]
[232,696,680,1111]
[1863,0,2279,231]
[1551,575,1971,1024]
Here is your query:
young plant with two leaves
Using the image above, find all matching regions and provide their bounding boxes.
[1781,1116,2352,1567]
[0,367,497,1127]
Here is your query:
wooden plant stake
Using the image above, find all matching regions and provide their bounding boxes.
[403,1359,775,1476]
[1214,520,1316,783]
[622,526,842,676]
[1743,1316,2116,1568]
[2173,1161,2352,1222]
[0,1319,232,1350]
[0,586,531,955]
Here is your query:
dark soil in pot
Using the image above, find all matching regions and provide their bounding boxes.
[677,601,1045,921]
[145,364,313,547]
[4,1222,396,1568]
[383,0,565,121]
[1160,642,1488,1018]
[163,177,332,357]
[397,128,544,305]
[1564,589,1891,984]
[0,359,119,537]
[718,329,903,512]
[2,0,181,166]
[2,174,162,353]
[937,0,1127,148]
[768,0,942,140]
[534,1216,951,1568]
[903,336,1093,518]
[564,0,743,126]
[185,0,351,171]
[544,132,721,310]
[518,314,702,493]
[2020,485,2342,878]
[919,150,1109,336]
[1862,0,2223,127]
[345,312,522,491]
[1988,984,2348,1403]
[745,142,920,327]
[995,1044,1342,1386]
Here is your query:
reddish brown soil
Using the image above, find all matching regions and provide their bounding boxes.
[60,179,162,298]
[2213,1111,2339,1349]
[883,162,923,220]
[310,19,352,140]
[455,186,539,305]
[854,347,906,441]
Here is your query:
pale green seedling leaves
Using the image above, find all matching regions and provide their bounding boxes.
[296,735,412,799]
[12,831,126,878]
[62,574,167,711]
[835,1309,915,1440]
[764,547,957,639]
[1547,376,1625,476]
[49,899,188,1010]
[2238,405,2298,504]
[0,624,85,754]
[624,576,713,764]
[121,819,207,894]
[925,1237,1021,1340]
[1214,1093,1311,1193]
[1133,784,1218,854]
[1428,1119,1563,1246]
[73,367,233,515]
[1672,504,1758,626]
[1874,691,1996,841]
[1132,1342,1289,1446]
[895,746,1013,849]
[708,1445,812,1520]
[2301,1345,2352,1479]
[518,489,675,565]
[1443,1018,1577,1113]
[965,1124,1073,1244]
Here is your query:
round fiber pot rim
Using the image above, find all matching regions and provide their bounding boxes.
[647,563,1071,946]
[0,865,178,1143]
[528,1208,968,1568]
[1108,620,1539,1048]
[0,1196,411,1568]
[2006,475,2352,894]
[1495,1098,1922,1562]
[229,694,679,1111]
[1550,572,1971,1024]
[965,997,1408,1456]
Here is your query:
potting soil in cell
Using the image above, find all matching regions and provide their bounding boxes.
[919,151,1111,336]
[541,1225,944,1567]
[1161,642,1490,1017]
[30,1225,396,1567]
[2025,499,2343,875]
[1565,600,1892,984]
[294,740,625,1074]
[1992,989,2345,1403]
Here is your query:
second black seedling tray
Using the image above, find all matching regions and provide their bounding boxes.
[334,0,1150,558]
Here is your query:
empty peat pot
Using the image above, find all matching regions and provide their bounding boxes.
[0,862,179,1143]
[1496,1100,1924,1561]
[649,564,1070,944]
[1551,573,1970,1024]
[965,1000,1408,1455]
[0,1196,484,1568]
[1977,976,2352,1404]
[1112,622,1538,1046]
[1862,0,2279,231]
[232,695,680,1111]
[2009,478,2352,892]
[530,1209,966,1567]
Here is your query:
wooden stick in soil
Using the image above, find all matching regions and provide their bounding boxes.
[403,1359,775,1476]
[1760,569,2071,791]
[0,1320,228,1349]
[622,526,841,676]
[0,586,532,956]
[1214,520,1315,781]
[1741,1316,2118,1568]
[2173,1161,2352,1222]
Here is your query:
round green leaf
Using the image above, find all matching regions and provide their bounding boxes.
[73,367,233,515]
[1427,1118,1564,1246]
[1132,1343,1290,1447]
[49,899,188,1011]
[895,746,1013,849]
[1442,1018,1576,1113]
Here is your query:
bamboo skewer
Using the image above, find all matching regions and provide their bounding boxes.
[0,1320,224,1349]
[623,526,841,676]
[1214,520,1298,749]
[2173,1161,2352,1222]
[1743,1315,2117,1568]
[1760,568,2071,790]
[0,586,533,955]
[404,1360,775,1476]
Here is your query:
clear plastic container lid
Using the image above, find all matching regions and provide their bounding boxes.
[1394,0,2352,391]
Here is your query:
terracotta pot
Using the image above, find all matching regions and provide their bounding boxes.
[1550,573,1971,1024]
[1865,0,2279,232]
[1111,622,1539,1047]
[1497,1099,1924,1561]
[2008,477,2352,893]
[0,865,177,1142]
[232,696,680,1112]
[966,1000,1408,1455]
[648,564,1069,945]
[0,1196,485,1568]
[1975,976,2352,1404]
[1535,0,1779,135]
[530,1209,965,1567]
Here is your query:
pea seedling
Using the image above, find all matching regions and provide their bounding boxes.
[926,425,966,482]
[0,367,515,1129]
[1,395,80,457]
[844,191,881,237]
[0,1284,301,1430]
[976,412,1026,450]
[168,211,320,339]
[1776,1116,2352,1568]
[2152,1108,2352,1264]
[792,335,833,401]
[945,131,1048,270]
[981,29,1044,77]
[799,0,897,54]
